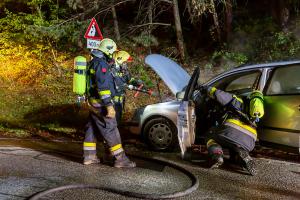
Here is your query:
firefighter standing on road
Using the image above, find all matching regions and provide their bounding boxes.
[111,50,144,124]
[204,87,264,175]
[83,38,136,168]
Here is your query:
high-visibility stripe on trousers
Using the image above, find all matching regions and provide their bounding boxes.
[83,124,97,158]
[83,141,97,157]
[110,144,124,155]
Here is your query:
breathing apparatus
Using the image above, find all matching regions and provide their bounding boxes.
[73,56,88,105]
[249,90,264,123]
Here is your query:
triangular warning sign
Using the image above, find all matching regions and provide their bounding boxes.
[84,18,104,40]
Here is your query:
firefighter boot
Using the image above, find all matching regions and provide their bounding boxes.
[83,155,101,165]
[103,143,114,165]
[237,148,256,176]
[209,154,224,169]
[114,152,136,168]
[207,143,224,169]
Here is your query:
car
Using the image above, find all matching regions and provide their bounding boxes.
[128,54,300,154]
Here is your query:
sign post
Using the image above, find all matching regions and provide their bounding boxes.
[84,18,103,49]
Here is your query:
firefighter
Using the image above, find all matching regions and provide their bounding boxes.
[83,38,136,168]
[111,50,143,124]
[204,87,264,175]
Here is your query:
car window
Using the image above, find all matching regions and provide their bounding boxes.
[266,65,300,95]
[212,71,261,94]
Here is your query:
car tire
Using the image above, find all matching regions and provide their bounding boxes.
[143,117,178,151]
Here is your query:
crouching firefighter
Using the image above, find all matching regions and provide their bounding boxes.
[111,50,146,124]
[204,87,264,175]
[81,38,136,168]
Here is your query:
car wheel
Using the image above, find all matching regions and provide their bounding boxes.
[143,117,178,151]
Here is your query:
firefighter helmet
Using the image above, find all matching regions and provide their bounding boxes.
[113,51,133,65]
[98,38,117,57]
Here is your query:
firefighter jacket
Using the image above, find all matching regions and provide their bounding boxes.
[111,67,131,97]
[87,54,116,106]
[208,87,264,151]
[111,66,143,100]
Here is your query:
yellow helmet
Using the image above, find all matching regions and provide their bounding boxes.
[113,50,133,65]
[98,38,117,57]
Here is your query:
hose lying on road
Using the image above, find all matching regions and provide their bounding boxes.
[28,153,199,200]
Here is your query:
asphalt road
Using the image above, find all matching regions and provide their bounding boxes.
[0,138,299,200]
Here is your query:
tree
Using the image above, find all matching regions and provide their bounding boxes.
[224,0,233,42]
[271,0,290,32]
[173,0,185,60]
[111,4,121,41]
[209,0,221,43]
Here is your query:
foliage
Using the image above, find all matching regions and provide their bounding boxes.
[253,31,300,61]
[132,32,159,47]
[210,49,248,69]
[233,17,300,62]
[0,33,43,85]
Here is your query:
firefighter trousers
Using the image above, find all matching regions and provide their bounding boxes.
[114,101,123,125]
[206,125,255,160]
[83,106,124,158]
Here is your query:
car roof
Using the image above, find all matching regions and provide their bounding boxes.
[205,60,300,85]
[235,60,300,70]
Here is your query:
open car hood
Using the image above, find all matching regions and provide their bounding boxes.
[145,54,190,95]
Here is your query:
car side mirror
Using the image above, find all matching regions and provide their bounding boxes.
[176,91,185,100]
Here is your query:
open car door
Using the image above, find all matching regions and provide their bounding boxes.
[177,67,200,159]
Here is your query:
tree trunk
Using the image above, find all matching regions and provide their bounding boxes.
[111,5,121,41]
[210,0,221,43]
[173,0,185,60]
[36,5,43,21]
[148,0,153,35]
[224,0,232,42]
[148,0,153,53]
[271,0,290,31]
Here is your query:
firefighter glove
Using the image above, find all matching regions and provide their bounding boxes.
[128,85,134,90]
[106,105,116,118]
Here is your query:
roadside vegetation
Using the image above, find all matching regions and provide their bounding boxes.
[0,0,300,139]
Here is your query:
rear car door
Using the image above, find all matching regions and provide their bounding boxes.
[260,65,300,153]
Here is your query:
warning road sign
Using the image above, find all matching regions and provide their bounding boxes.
[84,18,103,40]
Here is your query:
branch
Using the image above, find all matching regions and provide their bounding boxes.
[159,0,173,4]
[50,0,135,27]
[49,6,95,27]
[130,22,171,28]
[94,0,136,18]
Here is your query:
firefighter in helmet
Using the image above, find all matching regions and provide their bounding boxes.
[111,50,144,124]
[204,87,264,175]
[83,38,136,168]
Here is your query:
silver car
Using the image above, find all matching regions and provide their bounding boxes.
[129,54,300,153]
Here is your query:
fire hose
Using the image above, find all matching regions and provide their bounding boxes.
[27,153,199,200]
